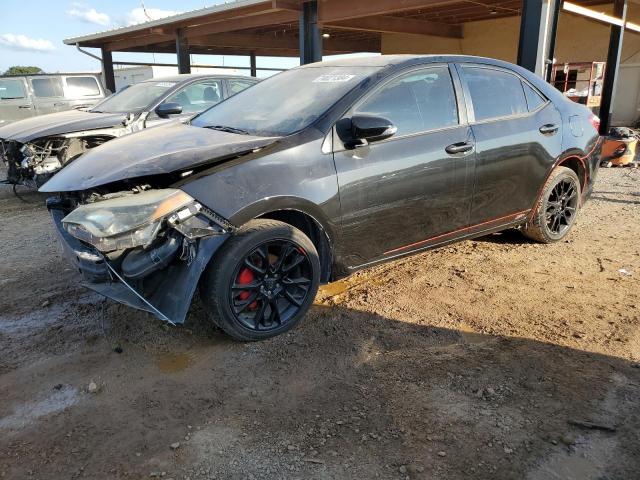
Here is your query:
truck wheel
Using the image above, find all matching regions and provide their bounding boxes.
[523,166,581,243]
[200,219,320,341]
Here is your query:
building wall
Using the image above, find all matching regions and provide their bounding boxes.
[382,12,640,63]
[381,10,640,124]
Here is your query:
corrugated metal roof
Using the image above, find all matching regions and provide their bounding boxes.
[63,0,270,45]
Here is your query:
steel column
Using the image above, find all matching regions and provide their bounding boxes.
[599,0,627,134]
[544,0,561,82]
[176,29,191,74]
[299,0,322,65]
[518,0,560,76]
[101,47,116,94]
[250,52,257,77]
[518,0,543,72]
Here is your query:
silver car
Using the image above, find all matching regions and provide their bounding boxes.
[0,74,258,188]
[0,73,106,126]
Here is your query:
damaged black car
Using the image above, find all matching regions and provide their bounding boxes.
[41,55,601,341]
[0,74,257,188]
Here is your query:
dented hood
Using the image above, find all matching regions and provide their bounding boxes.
[0,109,127,143]
[39,121,280,193]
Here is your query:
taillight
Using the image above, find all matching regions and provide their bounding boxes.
[589,114,601,133]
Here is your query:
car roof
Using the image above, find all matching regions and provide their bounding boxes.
[300,54,517,69]
[140,73,259,84]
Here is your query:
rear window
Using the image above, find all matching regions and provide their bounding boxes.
[228,79,256,96]
[523,82,547,111]
[463,67,528,122]
[66,76,101,97]
[0,79,26,99]
[31,77,64,98]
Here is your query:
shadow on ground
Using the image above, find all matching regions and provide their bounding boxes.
[1,300,638,480]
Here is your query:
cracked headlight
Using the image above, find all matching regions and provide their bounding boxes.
[63,189,196,252]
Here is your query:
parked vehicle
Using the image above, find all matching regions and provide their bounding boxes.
[41,55,602,341]
[0,73,106,126]
[0,74,258,187]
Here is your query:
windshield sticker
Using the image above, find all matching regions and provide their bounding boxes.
[312,74,357,83]
[154,82,174,87]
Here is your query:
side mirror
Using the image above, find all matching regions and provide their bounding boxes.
[155,102,183,118]
[336,114,397,149]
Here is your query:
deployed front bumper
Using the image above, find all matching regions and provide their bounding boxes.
[48,202,229,324]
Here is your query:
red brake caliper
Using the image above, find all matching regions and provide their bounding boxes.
[237,268,258,310]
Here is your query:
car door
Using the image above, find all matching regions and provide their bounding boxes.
[29,77,67,115]
[457,64,563,224]
[146,79,225,128]
[0,77,34,125]
[334,64,476,266]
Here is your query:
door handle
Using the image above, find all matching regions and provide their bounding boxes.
[53,102,66,107]
[445,141,474,155]
[18,104,32,109]
[539,124,559,135]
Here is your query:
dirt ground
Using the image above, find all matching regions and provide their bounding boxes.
[0,166,639,480]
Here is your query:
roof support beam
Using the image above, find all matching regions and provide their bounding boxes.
[183,10,298,38]
[517,0,560,77]
[186,32,375,53]
[101,47,115,94]
[106,33,175,51]
[600,0,627,134]
[271,0,301,10]
[105,11,299,51]
[318,0,457,23]
[250,52,257,77]
[327,14,463,39]
[176,28,191,74]
[300,0,322,64]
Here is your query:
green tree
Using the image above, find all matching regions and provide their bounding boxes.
[3,66,43,75]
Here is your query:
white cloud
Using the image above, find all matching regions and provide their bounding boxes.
[124,7,180,26]
[67,5,111,26]
[0,34,55,52]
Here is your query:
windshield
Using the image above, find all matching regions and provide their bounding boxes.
[191,66,381,136]
[91,81,176,114]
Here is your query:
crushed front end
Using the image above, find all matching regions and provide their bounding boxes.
[1,136,111,188]
[46,187,232,324]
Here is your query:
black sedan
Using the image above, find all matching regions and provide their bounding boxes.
[41,55,601,341]
[0,74,258,188]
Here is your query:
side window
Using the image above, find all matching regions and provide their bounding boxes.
[66,77,101,97]
[463,67,527,121]
[0,79,26,99]
[523,82,547,111]
[228,79,256,96]
[31,77,64,98]
[163,80,224,114]
[355,66,458,137]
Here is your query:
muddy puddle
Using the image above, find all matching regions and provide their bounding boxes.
[156,352,195,373]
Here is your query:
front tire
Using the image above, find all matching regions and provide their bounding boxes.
[523,166,581,243]
[200,219,320,341]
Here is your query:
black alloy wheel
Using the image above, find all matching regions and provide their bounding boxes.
[523,166,582,243]
[201,219,320,341]
[545,178,579,236]
[230,240,313,332]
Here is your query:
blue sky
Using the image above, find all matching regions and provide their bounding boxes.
[0,1,301,74]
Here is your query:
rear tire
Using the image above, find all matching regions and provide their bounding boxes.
[200,219,320,341]
[523,166,581,243]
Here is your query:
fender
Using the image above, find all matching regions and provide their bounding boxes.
[527,136,602,220]
[229,196,336,238]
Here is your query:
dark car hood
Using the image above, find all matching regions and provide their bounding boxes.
[0,109,127,143]
[40,121,281,193]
